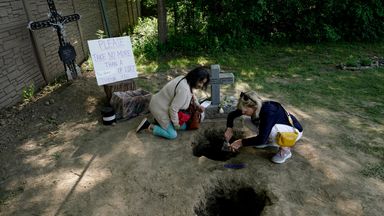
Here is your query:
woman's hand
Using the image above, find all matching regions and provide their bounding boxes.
[174,124,181,130]
[224,127,233,142]
[230,139,243,151]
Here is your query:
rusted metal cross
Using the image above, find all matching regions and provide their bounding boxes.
[28,0,81,80]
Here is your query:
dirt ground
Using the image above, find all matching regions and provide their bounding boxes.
[0,71,383,216]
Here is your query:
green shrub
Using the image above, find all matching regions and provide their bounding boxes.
[22,83,35,101]
[360,58,372,66]
[345,55,359,67]
[345,60,359,67]
[131,17,159,58]
[81,55,94,72]
[96,29,107,39]
[323,24,341,42]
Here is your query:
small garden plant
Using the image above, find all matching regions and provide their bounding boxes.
[22,83,35,101]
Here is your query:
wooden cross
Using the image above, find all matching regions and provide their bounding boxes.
[28,0,81,80]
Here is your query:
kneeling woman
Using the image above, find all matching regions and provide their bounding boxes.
[136,67,210,139]
[224,91,303,163]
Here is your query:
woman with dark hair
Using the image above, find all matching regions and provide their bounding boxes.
[136,67,210,139]
[224,91,303,164]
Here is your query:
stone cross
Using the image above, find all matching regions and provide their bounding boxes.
[28,0,81,80]
[203,64,235,119]
[210,64,234,105]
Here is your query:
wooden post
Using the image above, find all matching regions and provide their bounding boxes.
[103,80,136,102]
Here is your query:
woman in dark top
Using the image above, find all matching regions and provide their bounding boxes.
[224,91,303,163]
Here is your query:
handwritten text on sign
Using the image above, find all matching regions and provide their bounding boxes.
[88,36,137,86]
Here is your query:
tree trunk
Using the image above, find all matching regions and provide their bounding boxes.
[173,2,178,35]
[157,0,168,45]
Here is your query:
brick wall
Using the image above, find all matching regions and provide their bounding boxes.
[73,0,104,55]
[105,0,120,36]
[117,0,129,32]
[0,0,141,109]
[0,0,45,108]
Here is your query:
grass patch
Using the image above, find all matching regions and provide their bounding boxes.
[361,163,384,181]
[0,187,24,206]
[51,152,61,160]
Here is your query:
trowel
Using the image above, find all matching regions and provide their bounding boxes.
[221,140,232,152]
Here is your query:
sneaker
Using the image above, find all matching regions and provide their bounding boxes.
[136,118,150,133]
[254,143,279,149]
[271,149,292,164]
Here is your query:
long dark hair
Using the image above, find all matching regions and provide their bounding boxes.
[185,66,210,90]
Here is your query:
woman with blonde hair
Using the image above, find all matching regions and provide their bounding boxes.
[224,91,303,163]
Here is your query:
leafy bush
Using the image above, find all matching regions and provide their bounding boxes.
[345,60,359,67]
[345,55,359,67]
[323,24,341,42]
[96,29,107,39]
[360,58,372,66]
[131,17,159,58]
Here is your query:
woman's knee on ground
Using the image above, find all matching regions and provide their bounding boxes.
[168,130,178,139]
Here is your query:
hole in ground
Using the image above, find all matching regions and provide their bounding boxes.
[192,128,244,161]
[195,185,267,216]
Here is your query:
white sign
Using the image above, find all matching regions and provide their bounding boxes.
[88,36,137,86]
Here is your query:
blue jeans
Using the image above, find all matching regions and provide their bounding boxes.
[152,123,187,139]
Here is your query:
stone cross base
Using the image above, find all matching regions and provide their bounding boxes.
[203,95,238,119]
[204,104,237,119]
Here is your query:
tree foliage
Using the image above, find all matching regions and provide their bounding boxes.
[138,0,384,53]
